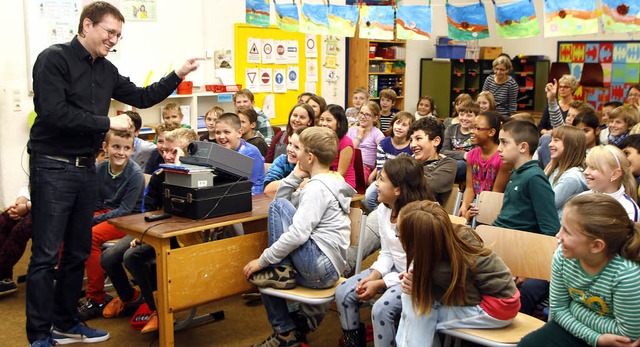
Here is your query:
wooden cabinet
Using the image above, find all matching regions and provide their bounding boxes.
[420,58,549,118]
[348,37,406,110]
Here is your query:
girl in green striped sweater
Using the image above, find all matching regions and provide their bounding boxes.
[520,194,640,347]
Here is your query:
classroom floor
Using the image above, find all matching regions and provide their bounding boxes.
[1,243,373,347]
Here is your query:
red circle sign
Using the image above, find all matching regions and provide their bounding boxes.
[261,72,270,83]
[277,45,285,55]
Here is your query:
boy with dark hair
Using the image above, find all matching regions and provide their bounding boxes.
[238,108,269,156]
[215,113,265,194]
[408,117,457,205]
[244,127,355,346]
[493,119,560,316]
[124,111,157,170]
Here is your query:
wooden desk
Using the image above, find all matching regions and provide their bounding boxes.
[109,194,273,347]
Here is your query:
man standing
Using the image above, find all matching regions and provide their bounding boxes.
[26,2,200,346]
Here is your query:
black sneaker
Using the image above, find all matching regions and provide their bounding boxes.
[76,295,113,322]
[0,278,18,297]
[252,330,302,347]
[248,266,297,289]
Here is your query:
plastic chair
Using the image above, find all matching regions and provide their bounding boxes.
[258,208,367,305]
[353,149,367,194]
[443,186,461,215]
[440,225,558,347]
[580,63,604,87]
[472,191,504,228]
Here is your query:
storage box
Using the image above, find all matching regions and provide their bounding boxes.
[162,180,253,220]
[165,171,215,188]
[435,44,467,59]
[480,47,503,60]
[177,81,193,94]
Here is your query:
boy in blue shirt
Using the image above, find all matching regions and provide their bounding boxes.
[215,113,265,194]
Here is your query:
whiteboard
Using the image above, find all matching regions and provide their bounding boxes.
[24,0,205,94]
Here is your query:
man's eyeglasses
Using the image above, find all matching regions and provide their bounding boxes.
[359,111,373,118]
[97,24,123,41]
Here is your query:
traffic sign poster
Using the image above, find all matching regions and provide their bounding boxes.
[275,40,288,64]
[273,68,287,93]
[287,66,299,90]
[261,39,274,64]
[247,37,261,63]
[306,58,318,82]
[259,68,273,93]
[305,35,317,58]
[287,40,299,64]
[245,67,259,92]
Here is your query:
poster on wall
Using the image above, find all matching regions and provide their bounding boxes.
[358,4,394,40]
[274,1,299,32]
[214,49,233,82]
[245,67,259,92]
[305,35,318,58]
[246,0,270,27]
[395,5,432,40]
[300,3,329,35]
[601,0,640,33]
[445,2,489,40]
[287,40,299,64]
[273,68,287,93]
[248,38,261,63]
[544,0,597,37]
[275,40,288,64]
[262,39,275,64]
[287,66,299,90]
[259,68,273,93]
[306,59,318,82]
[494,0,539,39]
[328,4,359,37]
[122,0,156,21]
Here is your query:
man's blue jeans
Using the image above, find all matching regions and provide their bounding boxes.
[26,156,97,342]
[260,198,340,334]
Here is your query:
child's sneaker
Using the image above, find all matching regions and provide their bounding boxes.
[51,323,109,344]
[76,295,112,321]
[252,330,302,347]
[0,278,18,297]
[102,287,142,318]
[248,266,296,289]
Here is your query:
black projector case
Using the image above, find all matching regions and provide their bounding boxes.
[162,180,253,220]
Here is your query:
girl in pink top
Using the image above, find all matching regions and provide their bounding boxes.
[318,105,356,189]
[458,111,511,221]
[347,101,385,182]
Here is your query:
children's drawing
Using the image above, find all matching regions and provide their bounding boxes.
[246,0,270,28]
[328,4,359,37]
[301,3,329,35]
[446,2,489,40]
[544,0,597,37]
[602,0,640,32]
[395,5,432,40]
[494,0,539,39]
[274,2,299,32]
[358,4,394,40]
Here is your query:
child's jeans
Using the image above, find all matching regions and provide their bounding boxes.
[363,182,379,212]
[335,268,403,347]
[261,198,340,334]
[396,294,513,347]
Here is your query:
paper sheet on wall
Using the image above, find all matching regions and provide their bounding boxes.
[305,82,317,94]
[275,40,288,64]
[287,66,299,90]
[259,68,273,93]
[245,67,259,92]
[305,35,318,58]
[262,94,276,119]
[248,37,261,63]
[273,68,287,93]
[287,40,299,64]
[306,59,318,82]
[261,39,274,64]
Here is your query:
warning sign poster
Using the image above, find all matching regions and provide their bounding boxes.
[247,37,261,63]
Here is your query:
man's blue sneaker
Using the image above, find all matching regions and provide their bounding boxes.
[28,336,58,346]
[51,323,109,345]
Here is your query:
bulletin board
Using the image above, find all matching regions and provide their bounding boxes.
[557,40,640,110]
[234,23,322,127]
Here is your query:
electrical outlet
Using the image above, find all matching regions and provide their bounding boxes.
[12,89,22,112]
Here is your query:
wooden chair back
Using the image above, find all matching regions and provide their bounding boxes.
[475,191,504,225]
[448,214,467,226]
[443,185,460,215]
[476,225,558,281]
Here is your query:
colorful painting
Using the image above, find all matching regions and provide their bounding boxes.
[301,3,329,35]
[544,0,597,37]
[274,2,299,32]
[395,5,432,40]
[494,0,539,39]
[328,4,359,37]
[246,0,270,28]
[445,2,489,41]
[602,0,640,32]
[358,4,394,40]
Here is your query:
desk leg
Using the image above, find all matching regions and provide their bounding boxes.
[149,237,174,347]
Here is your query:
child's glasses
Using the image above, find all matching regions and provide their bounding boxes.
[359,112,373,118]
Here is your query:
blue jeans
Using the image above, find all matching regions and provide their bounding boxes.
[26,155,97,342]
[335,268,403,347]
[261,198,340,334]
[537,134,552,169]
[396,294,513,347]
[519,279,549,315]
[363,183,379,212]
[454,159,467,183]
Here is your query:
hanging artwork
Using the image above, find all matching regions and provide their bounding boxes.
[602,0,640,33]
[301,3,329,35]
[246,0,270,28]
[328,4,359,37]
[358,4,394,40]
[494,0,539,39]
[446,1,489,40]
[396,5,432,40]
[274,1,299,32]
[544,0,597,37]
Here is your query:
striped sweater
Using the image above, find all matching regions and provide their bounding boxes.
[482,75,519,116]
[550,247,640,346]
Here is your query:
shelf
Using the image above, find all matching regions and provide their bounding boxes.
[370,58,405,62]
[369,72,403,75]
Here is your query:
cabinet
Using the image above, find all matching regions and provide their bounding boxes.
[108,88,232,136]
[348,37,406,110]
[420,58,549,118]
